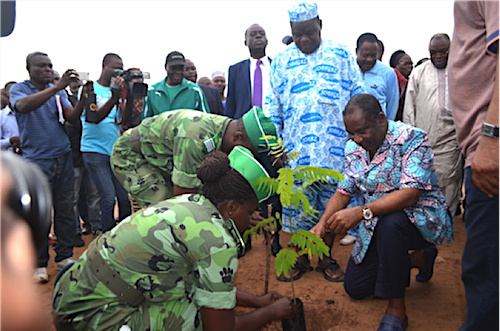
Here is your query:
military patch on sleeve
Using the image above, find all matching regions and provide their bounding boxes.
[203,134,220,153]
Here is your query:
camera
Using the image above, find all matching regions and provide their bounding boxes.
[111,69,149,98]
[110,68,149,131]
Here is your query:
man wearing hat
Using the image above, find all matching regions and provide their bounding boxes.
[264,2,365,282]
[111,106,277,207]
[143,51,209,117]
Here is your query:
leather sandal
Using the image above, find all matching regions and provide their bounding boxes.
[316,259,345,282]
[277,261,313,282]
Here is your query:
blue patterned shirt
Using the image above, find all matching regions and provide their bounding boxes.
[338,121,454,264]
[264,40,365,175]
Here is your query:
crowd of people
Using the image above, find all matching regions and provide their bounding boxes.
[0,1,498,330]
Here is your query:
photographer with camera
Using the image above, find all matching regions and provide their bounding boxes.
[73,53,131,234]
[113,67,148,132]
[8,51,84,283]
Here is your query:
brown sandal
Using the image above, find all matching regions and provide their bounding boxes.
[277,261,313,282]
[316,259,345,282]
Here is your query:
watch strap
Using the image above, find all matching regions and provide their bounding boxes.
[481,123,499,138]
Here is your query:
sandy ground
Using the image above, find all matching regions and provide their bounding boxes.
[36,214,466,330]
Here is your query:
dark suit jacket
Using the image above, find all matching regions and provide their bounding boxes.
[224,57,271,119]
[199,84,224,115]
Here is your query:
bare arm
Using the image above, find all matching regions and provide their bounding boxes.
[201,290,296,331]
[310,191,351,238]
[327,187,421,234]
[15,69,79,114]
[471,57,499,197]
[236,289,281,308]
[63,82,89,125]
[90,77,125,124]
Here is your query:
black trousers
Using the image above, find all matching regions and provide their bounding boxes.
[344,211,431,299]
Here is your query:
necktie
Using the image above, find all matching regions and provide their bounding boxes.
[253,59,262,108]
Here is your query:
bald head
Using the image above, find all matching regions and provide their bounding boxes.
[429,33,450,69]
[198,76,212,86]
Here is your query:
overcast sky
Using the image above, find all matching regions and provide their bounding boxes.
[0,0,455,88]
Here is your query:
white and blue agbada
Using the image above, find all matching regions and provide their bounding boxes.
[288,2,318,22]
[264,40,365,172]
[263,39,365,232]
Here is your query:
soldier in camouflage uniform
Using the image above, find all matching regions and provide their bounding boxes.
[52,150,295,330]
[111,107,277,207]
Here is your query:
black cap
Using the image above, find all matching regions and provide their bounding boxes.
[165,51,185,67]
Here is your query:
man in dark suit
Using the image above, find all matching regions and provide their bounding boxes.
[184,59,224,115]
[225,24,281,255]
[225,24,271,119]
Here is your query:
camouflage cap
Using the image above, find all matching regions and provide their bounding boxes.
[228,146,272,203]
[241,106,277,153]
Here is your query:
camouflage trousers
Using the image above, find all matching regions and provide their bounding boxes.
[111,129,173,208]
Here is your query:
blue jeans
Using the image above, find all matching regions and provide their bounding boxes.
[31,152,75,266]
[73,166,101,233]
[460,167,499,330]
[82,152,131,232]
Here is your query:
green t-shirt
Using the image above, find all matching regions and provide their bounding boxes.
[165,82,182,103]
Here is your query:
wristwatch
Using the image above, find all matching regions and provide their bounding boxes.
[481,123,499,138]
[361,204,373,220]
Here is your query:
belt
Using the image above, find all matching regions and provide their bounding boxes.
[86,243,145,307]
[129,128,142,154]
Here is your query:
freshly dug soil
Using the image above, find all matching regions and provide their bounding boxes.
[37,214,466,330]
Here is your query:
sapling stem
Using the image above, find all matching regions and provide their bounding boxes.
[264,204,272,295]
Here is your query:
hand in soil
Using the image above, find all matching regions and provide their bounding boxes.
[270,297,298,320]
[261,290,284,306]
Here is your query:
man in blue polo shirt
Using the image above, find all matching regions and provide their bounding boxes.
[9,51,83,283]
[355,32,399,121]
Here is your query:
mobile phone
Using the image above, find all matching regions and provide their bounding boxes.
[78,72,90,81]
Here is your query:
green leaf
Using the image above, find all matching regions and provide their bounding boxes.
[290,230,330,260]
[287,151,299,161]
[295,166,344,184]
[275,248,299,277]
[254,177,279,195]
[276,168,294,206]
[243,216,279,242]
[243,144,336,283]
